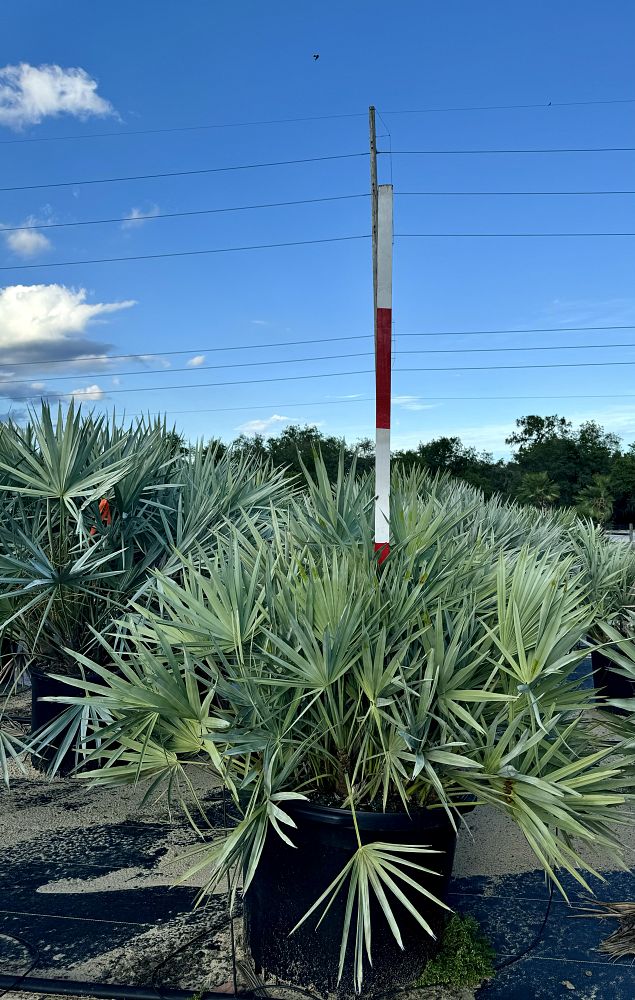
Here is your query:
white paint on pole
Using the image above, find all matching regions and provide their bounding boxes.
[374,184,393,559]
[377,185,393,311]
[374,427,391,543]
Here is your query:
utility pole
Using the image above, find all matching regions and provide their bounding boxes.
[369,107,378,316]
[369,106,393,563]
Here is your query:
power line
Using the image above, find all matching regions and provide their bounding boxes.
[0,112,369,144]
[383,97,635,115]
[1,324,633,372]
[0,234,371,271]
[0,351,372,387]
[396,231,635,237]
[6,229,635,273]
[404,360,635,373]
[3,96,633,146]
[13,357,635,404]
[0,335,372,369]
[388,146,635,155]
[133,389,635,420]
[7,340,635,390]
[129,397,374,418]
[396,324,635,338]
[398,189,635,196]
[0,194,368,234]
[1,147,629,197]
[10,369,377,401]
[398,392,635,401]
[398,341,635,356]
[0,152,368,194]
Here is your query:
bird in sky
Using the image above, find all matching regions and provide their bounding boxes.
[313,53,320,61]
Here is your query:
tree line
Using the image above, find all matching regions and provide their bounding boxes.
[199,415,635,526]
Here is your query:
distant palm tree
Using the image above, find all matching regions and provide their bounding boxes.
[516,472,561,510]
[576,474,614,524]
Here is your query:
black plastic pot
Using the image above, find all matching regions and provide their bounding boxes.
[591,649,635,714]
[243,800,461,993]
[30,670,81,776]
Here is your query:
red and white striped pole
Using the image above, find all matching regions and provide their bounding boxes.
[374,183,393,562]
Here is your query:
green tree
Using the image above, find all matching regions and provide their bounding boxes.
[575,421,621,489]
[576,474,615,524]
[610,446,635,526]
[395,436,508,496]
[506,415,621,510]
[506,414,572,451]
[516,471,561,509]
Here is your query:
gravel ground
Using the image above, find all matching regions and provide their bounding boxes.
[1,684,634,1000]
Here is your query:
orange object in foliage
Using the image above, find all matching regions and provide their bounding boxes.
[90,498,112,535]
[99,498,112,526]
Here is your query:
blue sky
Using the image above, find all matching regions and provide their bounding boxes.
[0,1,634,456]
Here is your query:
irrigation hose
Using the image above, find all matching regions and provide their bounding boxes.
[0,975,252,1000]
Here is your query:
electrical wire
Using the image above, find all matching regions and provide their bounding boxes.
[396,231,635,237]
[0,323,629,372]
[0,194,368,234]
[403,359,635,373]
[128,398,374,418]
[0,336,372,369]
[388,145,635,154]
[2,144,630,195]
[5,341,635,390]
[395,323,635,338]
[0,111,370,144]
[126,389,635,420]
[0,234,371,271]
[0,152,368,194]
[383,97,635,115]
[10,369,375,401]
[6,230,635,272]
[398,189,635,196]
[2,96,633,145]
[0,351,372,387]
[391,391,635,402]
[13,355,635,404]
[399,341,635,355]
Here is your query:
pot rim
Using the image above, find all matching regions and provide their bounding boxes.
[286,796,474,831]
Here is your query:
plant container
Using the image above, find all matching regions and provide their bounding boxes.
[30,670,81,776]
[592,649,635,714]
[243,800,462,993]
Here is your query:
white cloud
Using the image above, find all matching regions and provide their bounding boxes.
[237,414,290,435]
[5,227,51,257]
[0,284,134,346]
[136,354,171,369]
[393,395,437,412]
[69,384,105,402]
[0,64,115,130]
[3,214,52,258]
[121,204,160,231]
[0,285,134,382]
[112,376,121,386]
[187,354,206,367]
[251,319,271,327]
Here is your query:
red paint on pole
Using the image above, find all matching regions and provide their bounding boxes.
[376,307,392,429]
[374,541,390,564]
